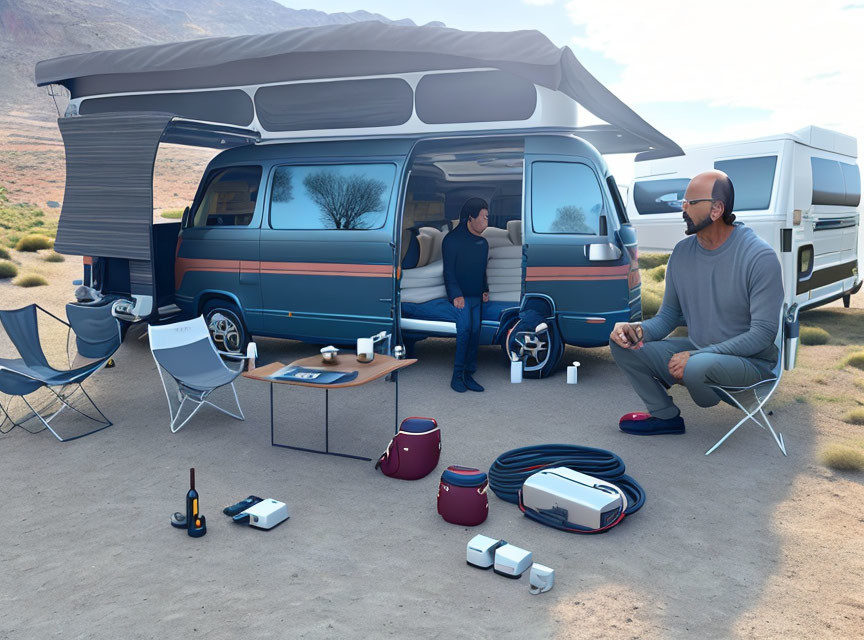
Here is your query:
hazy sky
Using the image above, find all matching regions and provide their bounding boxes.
[280,0,862,184]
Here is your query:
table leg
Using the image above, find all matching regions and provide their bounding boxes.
[270,382,274,447]
[394,369,399,435]
[325,389,329,454]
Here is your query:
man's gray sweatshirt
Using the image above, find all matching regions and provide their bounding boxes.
[641,223,784,364]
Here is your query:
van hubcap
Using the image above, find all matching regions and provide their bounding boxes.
[208,312,242,353]
[511,328,551,372]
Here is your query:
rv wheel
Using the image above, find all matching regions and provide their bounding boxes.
[202,300,248,355]
[505,323,563,379]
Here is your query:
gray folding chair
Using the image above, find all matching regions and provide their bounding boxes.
[0,302,122,441]
[705,304,789,456]
[148,316,256,433]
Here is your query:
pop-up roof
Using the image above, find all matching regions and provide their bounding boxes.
[36,22,681,157]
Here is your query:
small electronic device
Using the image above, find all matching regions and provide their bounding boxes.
[528,563,555,595]
[521,467,624,531]
[223,495,264,517]
[493,543,532,579]
[466,535,505,569]
[240,499,289,530]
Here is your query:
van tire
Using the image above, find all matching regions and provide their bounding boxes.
[202,299,249,355]
[502,321,563,379]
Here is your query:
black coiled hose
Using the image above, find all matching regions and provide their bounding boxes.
[488,444,646,533]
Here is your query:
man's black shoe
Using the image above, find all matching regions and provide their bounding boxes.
[450,374,468,393]
[463,374,484,392]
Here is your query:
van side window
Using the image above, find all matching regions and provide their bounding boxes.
[189,166,262,228]
[714,156,777,210]
[811,157,861,207]
[531,162,604,234]
[632,178,690,215]
[269,163,396,230]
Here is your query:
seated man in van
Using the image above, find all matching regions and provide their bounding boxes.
[609,170,783,435]
[443,197,490,393]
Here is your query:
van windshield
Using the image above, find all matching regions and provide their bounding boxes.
[269,163,396,230]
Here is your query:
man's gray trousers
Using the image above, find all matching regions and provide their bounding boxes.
[609,338,774,420]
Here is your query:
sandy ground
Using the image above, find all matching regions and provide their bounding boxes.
[0,258,862,640]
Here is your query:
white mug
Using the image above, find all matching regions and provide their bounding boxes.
[356,337,374,363]
[566,361,581,384]
[510,359,523,383]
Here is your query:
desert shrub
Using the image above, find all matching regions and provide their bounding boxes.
[43,252,65,262]
[0,201,56,248]
[0,247,9,260]
[844,409,864,426]
[0,261,18,279]
[820,443,864,471]
[855,379,864,392]
[646,264,666,282]
[843,351,864,371]
[15,234,53,252]
[799,326,830,346]
[638,253,671,270]
[642,289,662,318]
[13,273,48,287]
[160,209,183,219]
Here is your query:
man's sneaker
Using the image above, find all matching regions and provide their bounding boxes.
[463,374,484,392]
[619,411,685,435]
[450,374,468,393]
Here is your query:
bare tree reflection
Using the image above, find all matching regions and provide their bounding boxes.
[550,205,597,234]
[272,169,294,203]
[303,170,387,229]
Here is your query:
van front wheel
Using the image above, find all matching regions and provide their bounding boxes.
[202,300,248,355]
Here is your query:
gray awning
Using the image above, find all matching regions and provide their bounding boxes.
[36,23,681,158]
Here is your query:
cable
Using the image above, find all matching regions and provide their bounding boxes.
[488,444,646,533]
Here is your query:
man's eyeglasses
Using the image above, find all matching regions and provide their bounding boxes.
[669,198,715,209]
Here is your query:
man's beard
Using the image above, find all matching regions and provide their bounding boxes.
[683,213,714,235]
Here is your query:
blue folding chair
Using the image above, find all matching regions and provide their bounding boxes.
[0,303,122,441]
[704,304,790,456]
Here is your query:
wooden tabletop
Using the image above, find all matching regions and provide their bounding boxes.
[243,354,417,389]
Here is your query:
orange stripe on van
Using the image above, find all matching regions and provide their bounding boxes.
[82,256,93,265]
[525,265,629,282]
[175,258,391,289]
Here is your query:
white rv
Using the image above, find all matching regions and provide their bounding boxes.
[627,126,861,310]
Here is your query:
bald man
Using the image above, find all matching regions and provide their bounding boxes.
[609,170,783,436]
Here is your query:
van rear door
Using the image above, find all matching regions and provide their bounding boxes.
[523,138,632,347]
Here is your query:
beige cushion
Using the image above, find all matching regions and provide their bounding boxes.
[419,226,446,263]
[415,233,433,268]
[507,219,523,246]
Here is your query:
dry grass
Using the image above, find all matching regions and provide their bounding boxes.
[15,234,53,252]
[844,408,864,425]
[641,288,662,318]
[855,379,864,392]
[13,273,48,287]
[843,351,864,371]
[0,260,18,278]
[646,264,666,282]
[0,247,9,260]
[638,252,670,270]
[820,443,864,471]
[160,209,183,219]
[43,251,65,262]
[799,326,830,345]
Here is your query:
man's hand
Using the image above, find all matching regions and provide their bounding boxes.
[668,351,691,380]
[482,292,489,303]
[453,296,465,309]
[610,322,643,349]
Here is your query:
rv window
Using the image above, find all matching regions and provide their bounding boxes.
[531,162,604,235]
[189,166,262,228]
[813,158,862,207]
[714,156,776,210]
[269,164,396,230]
[632,178,690,215]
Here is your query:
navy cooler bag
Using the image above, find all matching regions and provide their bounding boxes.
[376,417,441,480]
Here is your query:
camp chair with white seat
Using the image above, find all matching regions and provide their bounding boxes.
[148,316,256,433]
[704,304,790,456]
[0,302,121,441]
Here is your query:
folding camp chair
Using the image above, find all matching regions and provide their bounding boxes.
[704,305,789,456]
[148,316,256,433]
[0,302,122,442]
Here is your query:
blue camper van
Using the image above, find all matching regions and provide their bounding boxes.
[36,24,681,374]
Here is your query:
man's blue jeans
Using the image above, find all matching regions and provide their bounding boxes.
[454,296,482,377]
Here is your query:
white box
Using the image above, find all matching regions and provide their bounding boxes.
[242,499,290,530]
[493,544,532,579]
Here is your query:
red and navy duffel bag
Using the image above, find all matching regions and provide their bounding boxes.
[376,417,441,480]
[437,466,489,526]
